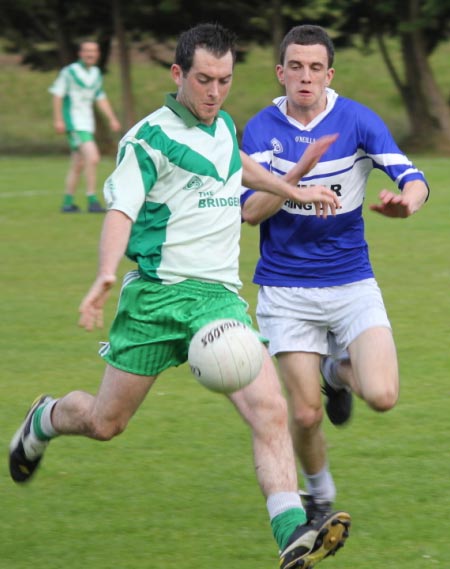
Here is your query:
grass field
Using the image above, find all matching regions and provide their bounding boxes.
[0,154,449,569]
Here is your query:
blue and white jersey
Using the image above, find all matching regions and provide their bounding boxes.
[241,89,429,287]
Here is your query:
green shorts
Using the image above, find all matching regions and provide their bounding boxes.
[100,271,259,377]
[67,130,94,151]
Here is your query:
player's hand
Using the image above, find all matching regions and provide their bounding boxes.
[54,119,66,134]
[110,118,122,133]
[78,274,117,331]
[369,190,412,218]
[298,185,341,218]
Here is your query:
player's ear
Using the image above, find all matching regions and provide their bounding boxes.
[171,64,183,87]
[326,67,335,85]
[275,64,285,86]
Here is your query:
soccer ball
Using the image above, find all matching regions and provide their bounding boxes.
[188,319,264,394]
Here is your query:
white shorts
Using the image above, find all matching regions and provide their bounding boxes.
[256,278,391,357]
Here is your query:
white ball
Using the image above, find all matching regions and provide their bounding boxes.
[188,319,264,394]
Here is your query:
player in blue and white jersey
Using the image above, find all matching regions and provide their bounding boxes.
[241,25,429,524]
[49,41,121,213]
[10,24,349,569]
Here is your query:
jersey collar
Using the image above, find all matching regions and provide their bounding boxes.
[273,88,339,131]
[165,93,218,133]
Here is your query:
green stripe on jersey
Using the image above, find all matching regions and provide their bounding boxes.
[63,96,73,131]
[134,122,226,184]
[219,110,242,181]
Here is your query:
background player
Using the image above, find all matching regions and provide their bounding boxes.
[49,40,121,213]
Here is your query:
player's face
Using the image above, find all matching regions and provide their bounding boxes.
[79,42,100,67]
[171,48,234,125]
[276,43,334,122]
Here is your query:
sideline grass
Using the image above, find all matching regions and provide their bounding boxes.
[0,156,449,569]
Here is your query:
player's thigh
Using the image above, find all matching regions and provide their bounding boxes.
[92,363,157,426]
[277,352,324,428]
[228,347,287,431]
[79,139,100,163]
[348,326,399,403]
[277,351,322,411]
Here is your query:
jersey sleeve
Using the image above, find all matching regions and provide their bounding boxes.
[357,106,429,191]
[103,141,157,222]
[48,67,68,97]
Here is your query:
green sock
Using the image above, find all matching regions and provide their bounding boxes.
[87,194,98,204]
[32,405,51,441]
[63,194,74,207]
[271,508,307,550]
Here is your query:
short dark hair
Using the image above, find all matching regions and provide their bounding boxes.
[175,23,237,74]
[279,25,335,68]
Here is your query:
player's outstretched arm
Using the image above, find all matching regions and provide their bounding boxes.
[285,133,338,185]
[369,180,429,218]
[79,209,132,331]
[241,134,340,225]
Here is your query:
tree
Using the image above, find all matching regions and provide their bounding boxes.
[329,0,450,152]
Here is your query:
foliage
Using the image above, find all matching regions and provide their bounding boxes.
[328,0,450,53]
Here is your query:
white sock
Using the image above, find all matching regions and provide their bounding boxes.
[39,399,59,438]
[302,465,336,503]
[267,492,303,520]
[323,356,347,390]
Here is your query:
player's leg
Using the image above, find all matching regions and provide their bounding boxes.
[79,139,104,212]
[324,279,398,413]
[52,364,157,438]
[9,365,157,483]
[256,285,336,523]
[229,348,350,568]
[229,348,298,496]
[277,351,336,521]
[62,146,84,212]
[347,326,399,411]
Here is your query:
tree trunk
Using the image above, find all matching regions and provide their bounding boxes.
[399,0,450,152]
[112,0,136,130]
[54,0,75,65]
[271,0,284,65]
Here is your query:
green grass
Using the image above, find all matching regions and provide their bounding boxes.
[0,155,449,568]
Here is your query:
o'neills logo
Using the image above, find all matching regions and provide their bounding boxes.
[200,320,245,347]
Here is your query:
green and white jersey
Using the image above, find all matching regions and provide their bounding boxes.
[104,94,243,291]
[49,61,106,132]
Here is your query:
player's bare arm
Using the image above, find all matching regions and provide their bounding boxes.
[96,98,122,132]
[369,180,429,218]
[52,96,66,134]
[79,209,132,331]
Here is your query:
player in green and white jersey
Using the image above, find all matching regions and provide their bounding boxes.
[49,41,121,213]
[10,24,350,568]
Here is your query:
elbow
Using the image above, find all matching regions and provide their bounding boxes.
[241,209,260,226]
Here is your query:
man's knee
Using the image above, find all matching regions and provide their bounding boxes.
[365,384,398,412]
[267,392,290,426]
[291,403,323,431]
[89,415,128,441]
